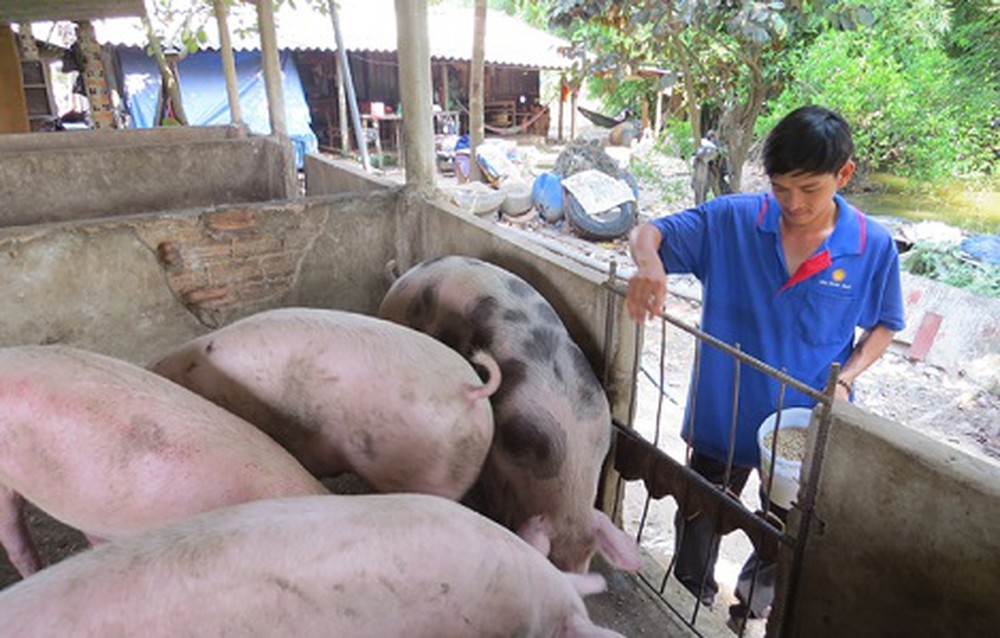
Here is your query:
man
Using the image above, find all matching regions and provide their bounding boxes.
[626,105,906,628]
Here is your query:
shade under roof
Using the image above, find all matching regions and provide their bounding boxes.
[0,0,145,24]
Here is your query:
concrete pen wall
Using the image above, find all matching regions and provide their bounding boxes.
[0,126,296,229]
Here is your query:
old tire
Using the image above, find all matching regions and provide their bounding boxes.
[564,172,639,241]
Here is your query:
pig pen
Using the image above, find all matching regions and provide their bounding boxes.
[0,128,686,635]
[4,130,999,638]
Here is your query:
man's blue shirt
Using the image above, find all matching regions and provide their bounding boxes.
[651,192,906,467]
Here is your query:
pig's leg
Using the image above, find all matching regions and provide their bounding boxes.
[0,485,42,577]
[590,509,642,572]
[517,514,553,557]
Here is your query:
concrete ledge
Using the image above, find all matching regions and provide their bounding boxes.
[0,125,248,154]
[0,136,292,228]
[304,152,398,195]
[780,400,1000,637]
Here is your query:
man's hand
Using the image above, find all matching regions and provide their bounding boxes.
[626,262,667,323]
[626,224,668,323]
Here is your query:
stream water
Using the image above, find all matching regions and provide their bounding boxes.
[847,174,1000,235]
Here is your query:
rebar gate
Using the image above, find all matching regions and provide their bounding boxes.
[601,268,840,637]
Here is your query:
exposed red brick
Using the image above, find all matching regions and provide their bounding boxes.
[183,286,231,305]
[204,209,256,232]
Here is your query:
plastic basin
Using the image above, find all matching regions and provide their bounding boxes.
[757,407,813,509]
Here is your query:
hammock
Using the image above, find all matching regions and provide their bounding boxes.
[458,100,553,135]
[576,105,635,129]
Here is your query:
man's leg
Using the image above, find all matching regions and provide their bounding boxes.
[731,499,790,620]
[673,452,751,606]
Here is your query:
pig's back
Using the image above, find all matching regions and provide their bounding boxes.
[0,494,591,637]
[0,345,325,535]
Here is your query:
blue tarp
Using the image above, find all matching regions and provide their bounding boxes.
[116,48,318,168]
[961,235,1000,265]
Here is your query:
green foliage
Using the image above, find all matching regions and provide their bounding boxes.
[631,155,690,202]
[944,0,1000,86]
[759,0,999,180]
[585,75,656,120]
[661,118,697,160]
[901,243,1000,298]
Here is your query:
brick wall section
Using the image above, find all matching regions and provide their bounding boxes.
[133,202,327,328]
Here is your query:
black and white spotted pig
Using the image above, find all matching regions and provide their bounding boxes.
[378,256,641,574]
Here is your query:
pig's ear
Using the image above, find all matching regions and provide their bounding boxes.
[516,514,552,557]
[559,611,625,638]
[590,509,643,573]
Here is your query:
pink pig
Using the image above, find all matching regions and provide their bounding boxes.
[149,307,500,500]
[0,345,327,579]
[378,256,642,574]
[0,494,625,637]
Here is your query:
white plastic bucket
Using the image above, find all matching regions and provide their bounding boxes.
[757,407,813,509]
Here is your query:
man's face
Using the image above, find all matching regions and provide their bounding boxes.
[770,160,855,229]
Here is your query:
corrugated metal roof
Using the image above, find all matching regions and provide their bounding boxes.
[0,0,145,24]
[91,1,572,70]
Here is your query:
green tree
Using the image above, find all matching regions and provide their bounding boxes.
[759,0,998,179]
[547,0,872,192]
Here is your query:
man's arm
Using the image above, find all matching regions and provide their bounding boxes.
[836,324,897,400]
[626,223,668,323]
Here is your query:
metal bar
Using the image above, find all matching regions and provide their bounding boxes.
[601,280,827,402]
[778,363,839,637]
[326,0,371,172]
[722,344,742,487]
[659,308,825,402]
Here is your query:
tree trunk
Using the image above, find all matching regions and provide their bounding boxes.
[468,0,487,182]
[716,60,768,193]
[142,14,187,126]
[670,35,700,155]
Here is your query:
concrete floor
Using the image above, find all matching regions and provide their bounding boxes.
[587,558,693,636]
[587,555,747,638]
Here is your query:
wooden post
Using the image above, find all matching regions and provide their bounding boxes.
[0,25,30,134]
[557,76,565,142]
[570,86,577,139]
[655,89,664,140]
[468,0,486,183]
[395,0,436,190]
[440,62,450,112]
[255,0,286,137]
[213,0,242,125]
[336,53,348,155]
[76,21,116,129]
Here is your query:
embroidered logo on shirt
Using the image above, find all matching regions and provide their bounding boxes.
[821,268,852,291]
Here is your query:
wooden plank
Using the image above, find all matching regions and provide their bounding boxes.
[907,311,943,362]
[0,26,30,134]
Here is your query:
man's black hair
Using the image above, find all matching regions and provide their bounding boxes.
[763,105,854,177]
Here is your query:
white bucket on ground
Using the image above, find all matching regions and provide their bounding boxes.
[757,407,813,509]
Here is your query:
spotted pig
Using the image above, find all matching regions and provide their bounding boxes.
[378,256,641,573]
